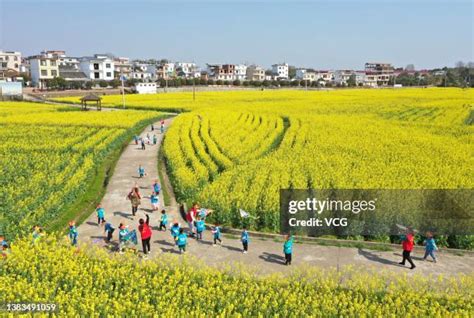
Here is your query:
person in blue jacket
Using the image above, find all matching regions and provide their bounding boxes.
[176,228,187,253]
[212,224,222,246]
[283,234,294,265]
[96,204,105,225]
[138,165,146,178]
[241,227,249,253]
[195,217,205,240]
[423,231,438,263]
[68,221,78,246]
[159,209,168,231]
[170,222,180,242]
[104,222,115,243]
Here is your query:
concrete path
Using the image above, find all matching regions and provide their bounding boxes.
[77,118,474,277]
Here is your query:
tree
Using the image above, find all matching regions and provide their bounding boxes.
[347,74,357,87]
[288,66,297,79]
[232,79,241,86]
[85,81,93,89]
[110,79,121,88]
[46,77,67,90]
[98,80,108,88]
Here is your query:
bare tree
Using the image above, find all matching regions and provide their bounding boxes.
[455,61,465,69]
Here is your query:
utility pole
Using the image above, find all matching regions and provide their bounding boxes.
[193,77,196,101]
[120,72,126,109]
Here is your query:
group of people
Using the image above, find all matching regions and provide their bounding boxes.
[399,228,438,269]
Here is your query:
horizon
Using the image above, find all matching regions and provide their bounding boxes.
[1,0,473,69]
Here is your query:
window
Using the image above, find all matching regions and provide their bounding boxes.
[14,63,18,68]
[106,63,111,68]
[5,56,9,61]
[50,60,56,66]
[106,72,111,77]
[94,63,99,70]
[94,72,100,79]
[51,70,57,76]
[1,62,7,68]
[40,60,47,66]
[14,56,18,61]
[41,70,48,76]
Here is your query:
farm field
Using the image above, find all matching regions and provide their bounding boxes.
[2,236,473,317]
[57,88,474,234]
[0,102,162,238]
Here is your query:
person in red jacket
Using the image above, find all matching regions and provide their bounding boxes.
[138,214,152,256]
[185,203,199,236]
[399,228,416,269]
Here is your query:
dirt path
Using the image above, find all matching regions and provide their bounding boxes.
[77,118,474,277]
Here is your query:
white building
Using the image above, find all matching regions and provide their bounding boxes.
[79,54,115,81]
[246,65,265,81]
[29,54,59,88]
[272,63,289,80]
[234,64,247,80]
[296,69,316,82]
[175,62,197,78]
[157,62,175,79]
[334,70,355,85]
[131,63,157,81]
[135,82,157,94]
[315,71,334,83]
[0,51,22,73]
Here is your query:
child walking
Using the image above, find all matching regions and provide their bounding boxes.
[152,180,161,195]
[423,232,438,263]
[170,222,180,241]
[104,222,115,243]
[241,227,249,253]
[138,165,146,178]
[68,221,78,246]
[96,204,105,225]
[159,209,168,231]
[150,192,159,211]
[212,224,222,246]
[283,234,294,265]
[195,217,205,240]
[176,228,187,253]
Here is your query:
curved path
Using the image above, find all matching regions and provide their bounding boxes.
[78,119,474,276]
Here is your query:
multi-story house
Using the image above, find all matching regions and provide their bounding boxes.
[296,69,317,82]
[156,62,175,79]
[29,53,60,88]
[272,63,289,80]
[0,51,21,73]
[234,64,247,81]
[131,63,157,81]
[364,62,394,86]
[315,70,334,83]
[114,57,132,79]
[175,62,197,78]
[246,65,265,81]
[334,70,355,85]
[79,54,115,81]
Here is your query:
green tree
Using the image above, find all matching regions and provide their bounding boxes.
[347,74,357,87]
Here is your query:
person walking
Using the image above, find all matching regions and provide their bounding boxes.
[133,135,139,145]
[68,221,78,246]
[96,204,105,225]
[241,227,249,254]
[141,138,146,150]
[195,217,205,240]
[423,232,438,263]
[212,224,222,246]
[118,223,129,253]
[170,222,180,242]
[104,222,115,243]
[159,209,168,231]
[399,228,416,269]
[127,187,141,217]
[152,180,161,195]
[138,165,146,178]
[151,124,154,131]
[186,203,198,236]
[160,119,165,134]
[150,192,159,212]
[153,134,157,145]
[283,234,294,265]
[138,214,152,256]
[176,228,187,254]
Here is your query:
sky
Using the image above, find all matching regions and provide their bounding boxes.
[1,0,472,69]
